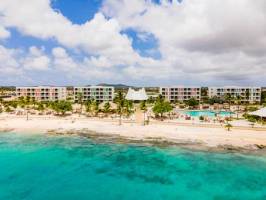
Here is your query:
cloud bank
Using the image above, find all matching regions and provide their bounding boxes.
[0,0,266,85]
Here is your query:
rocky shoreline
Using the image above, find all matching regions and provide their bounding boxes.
[46,128,266,155]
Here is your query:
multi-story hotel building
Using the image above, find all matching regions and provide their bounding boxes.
[74,86,114,102]
[208,87,261,103]
[160,86,201,102]
[16,86,67,101]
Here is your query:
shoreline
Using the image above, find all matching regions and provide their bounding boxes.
[1,115,266,154]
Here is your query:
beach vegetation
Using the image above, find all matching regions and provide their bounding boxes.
[77,92,83,116]
[103,102,111,113]
[185,98,199,109]
[114,91,126,125]
[243,113,260,123]
[147,96,155,104]
[123,100,133,117]
[51,101,72,116]
[225,123,233,131]
[114,91,134,125]
[199,116,204,121]
[207,96,224,105]
[85,100,92,114]
[224,93,233,110]
[140,100,148,125]
[235,95,242,119]
[245,106,258,112]
[92,100,99,116]
[5,106,12,113]
[153,95,173,120]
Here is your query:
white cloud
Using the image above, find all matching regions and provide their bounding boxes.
[0,45,21,76]
[52,46,120,80]
[0,26,10,39]
[52,47,78,72]
[23,46,50,71]
[102,0,266,84]
[0,0,139,64]
[0,0,266,85]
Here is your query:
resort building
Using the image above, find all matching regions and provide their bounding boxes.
[208,87,261,103]
[74,86,114,102]
[16,86,67,101]
[160,86,201,102]
[125,88,148,101]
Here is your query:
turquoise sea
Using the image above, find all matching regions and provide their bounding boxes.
[0,132,266,200]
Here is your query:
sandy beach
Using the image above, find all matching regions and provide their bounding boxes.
[1,114,266,151]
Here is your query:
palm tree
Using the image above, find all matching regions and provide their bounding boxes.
[103,102,111,114]
[124,100,133,117]
[245,89,250,113]
[224,93,233,118]
[92,100,99,117]
[140,100,147,126]
[114,91,125,125]
[235,95,242,119]
[85,100,92,116]
[77,92,83,116]
[225,123,233,131]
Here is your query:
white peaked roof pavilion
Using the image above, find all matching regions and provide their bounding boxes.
[125,88,148,101]
[249,107,266,118]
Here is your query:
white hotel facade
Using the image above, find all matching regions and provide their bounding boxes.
[74,86,114,102]
[160,86,201,102]
[208,86,261,103]
[16,86,67,101]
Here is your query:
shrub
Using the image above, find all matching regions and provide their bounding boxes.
[225,123,233,131]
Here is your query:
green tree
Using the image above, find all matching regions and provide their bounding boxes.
[103,102,111,113]
[114,91,126,125]
[85,100,92,114]
[51,101,72,116]
[147,96,155,104]
[261,91,266,104]
[77,92,83,116]
[245,89,250,104]
[36,102,45,111]
[185,98,199,108]
[224,93,233,111]
[124,100,133,117]
[152,95,173,120]
[208,96,224,105]
[140,100,147,125]
[92,100,99,116]
[5,106,12,113]
[225,123,233,131]
[235,95,242,119]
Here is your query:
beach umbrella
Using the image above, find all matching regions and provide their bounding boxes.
[249,107,266,117]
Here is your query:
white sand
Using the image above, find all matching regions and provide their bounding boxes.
[1,115,266,148]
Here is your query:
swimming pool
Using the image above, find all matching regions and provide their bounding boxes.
[181,110,233,117]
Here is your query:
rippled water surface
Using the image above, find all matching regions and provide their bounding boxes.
[0,132,266,200]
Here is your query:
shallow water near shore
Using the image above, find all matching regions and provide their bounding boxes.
[0,132,266,200]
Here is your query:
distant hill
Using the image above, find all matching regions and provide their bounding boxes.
[97,83,133,89]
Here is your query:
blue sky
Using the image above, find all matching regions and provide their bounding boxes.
[0,0,265,86]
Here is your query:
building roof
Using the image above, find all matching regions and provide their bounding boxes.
[125,88,148,101]
[249,107,266,117]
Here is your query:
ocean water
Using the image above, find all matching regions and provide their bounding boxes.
[0,133,266,200]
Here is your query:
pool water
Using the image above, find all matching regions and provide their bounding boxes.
[182,110,233,117]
